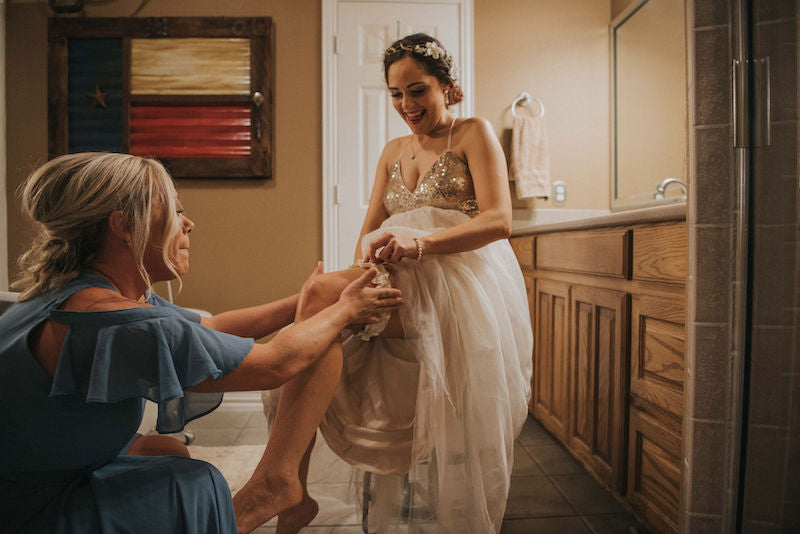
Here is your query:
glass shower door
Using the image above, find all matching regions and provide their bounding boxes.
[737,1,799,531]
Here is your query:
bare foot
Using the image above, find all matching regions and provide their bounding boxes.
[277,494,319,534]
[233,475,303,534]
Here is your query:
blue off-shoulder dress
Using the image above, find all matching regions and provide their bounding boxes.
[0,273,255,533]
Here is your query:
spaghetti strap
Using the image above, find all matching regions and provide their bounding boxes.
[447,116,457,151]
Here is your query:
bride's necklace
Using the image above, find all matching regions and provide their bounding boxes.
[407,114,454,160]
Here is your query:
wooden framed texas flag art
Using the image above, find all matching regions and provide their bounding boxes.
[48,17,273,179]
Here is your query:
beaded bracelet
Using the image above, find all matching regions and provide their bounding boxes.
[414,237,423,261]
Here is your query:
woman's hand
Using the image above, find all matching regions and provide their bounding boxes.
[367,232,420,264]
[339,267,403,323]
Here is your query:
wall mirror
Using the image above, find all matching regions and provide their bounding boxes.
[611,0,688,210]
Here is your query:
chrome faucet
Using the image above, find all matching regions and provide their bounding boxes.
[654,177,687,201]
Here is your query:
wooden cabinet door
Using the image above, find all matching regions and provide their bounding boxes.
[628,406,681,533]
[533,279,570,441]
[630,295,685,425]
[569,285,629,492]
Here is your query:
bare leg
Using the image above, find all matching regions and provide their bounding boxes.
[276,434,319,534]
[233,270,360,534]
[274,267,408,533]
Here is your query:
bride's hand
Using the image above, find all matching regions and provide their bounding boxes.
[339,267,403,323]
[367,232,419,264]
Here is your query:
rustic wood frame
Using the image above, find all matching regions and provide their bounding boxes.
[48,16,274,179]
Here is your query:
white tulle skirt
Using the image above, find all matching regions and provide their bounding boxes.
[318,206,533,533]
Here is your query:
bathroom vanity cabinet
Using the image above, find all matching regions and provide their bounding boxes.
[510,218,686,533]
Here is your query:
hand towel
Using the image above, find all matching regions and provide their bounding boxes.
[510,114,551,199]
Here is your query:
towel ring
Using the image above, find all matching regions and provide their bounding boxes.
[511,92,545,118]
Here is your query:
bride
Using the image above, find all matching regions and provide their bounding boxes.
[272,33,533,533]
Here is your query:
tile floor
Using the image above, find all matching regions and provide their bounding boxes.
[178,405,647,533]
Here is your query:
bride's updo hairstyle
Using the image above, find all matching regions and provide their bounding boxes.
[383,33,464,106]
[14,152,181,300]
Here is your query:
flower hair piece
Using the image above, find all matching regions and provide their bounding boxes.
[384,41,459,83]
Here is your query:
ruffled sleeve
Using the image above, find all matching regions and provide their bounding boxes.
[47,306,254,433]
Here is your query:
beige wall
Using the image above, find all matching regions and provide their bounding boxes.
[5,0,321,313]
[474,0,611,211]
[6,0,616,311]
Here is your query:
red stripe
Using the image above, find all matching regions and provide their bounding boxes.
[130,105,251,158]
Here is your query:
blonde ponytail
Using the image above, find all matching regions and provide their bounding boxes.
[13,152,180,301]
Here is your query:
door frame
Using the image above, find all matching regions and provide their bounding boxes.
[1,1,7,290]
[321,0,474,270]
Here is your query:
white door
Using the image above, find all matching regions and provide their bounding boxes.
[331,1,466,269]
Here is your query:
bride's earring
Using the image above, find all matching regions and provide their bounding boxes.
[445,90,450,107]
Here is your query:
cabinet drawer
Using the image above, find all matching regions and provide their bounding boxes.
[632,223,687,283]
[628,407,681,534]
[630,295,685,423]
[510,235,535,270]
[536,228,628,278]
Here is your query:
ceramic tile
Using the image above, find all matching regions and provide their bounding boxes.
[695,0,729,28]
[692,324,729,420]
[754,0,796,21]
[309,436,359,484]
[246,411,268,428]
[582,512,648,534]
[504,476,575,518]
[748,327,793,426]
[742,427,787,524]
[549,474,625,515]
[512,441,544,477]
[754,21,798,123]
[233,426,269,446]
[751,226,796,327]
[688,420,726,515]
[307,482,361,526]
[685,514,723,532]
[188,408,255,430]
[693,226,731,324]
[694,126,732,225]
[525,443,586,475]
[741,520,782,533]
[518,416,559,447]
[694,28,731,126]
[756,123,798,185]
[501,516,591,533]
[184,427,241,447]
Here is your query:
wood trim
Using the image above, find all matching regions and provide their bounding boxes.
[48,17,265,39]
[130,95,253,105]
[531,269,685,299]
[568,285,629,492]
[632,222,687,283]
[47,30,68,157]
[533,278,571,442]
[628,406,681,533]
[510,235,535,270]
[537,228,629,278]
[47,16,273,179]
[160,157,263,179]
[630,295,685,425]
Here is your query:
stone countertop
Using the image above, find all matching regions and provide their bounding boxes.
[511,202,686,235]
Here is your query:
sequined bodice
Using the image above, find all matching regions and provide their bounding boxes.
[384,151,480,217]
